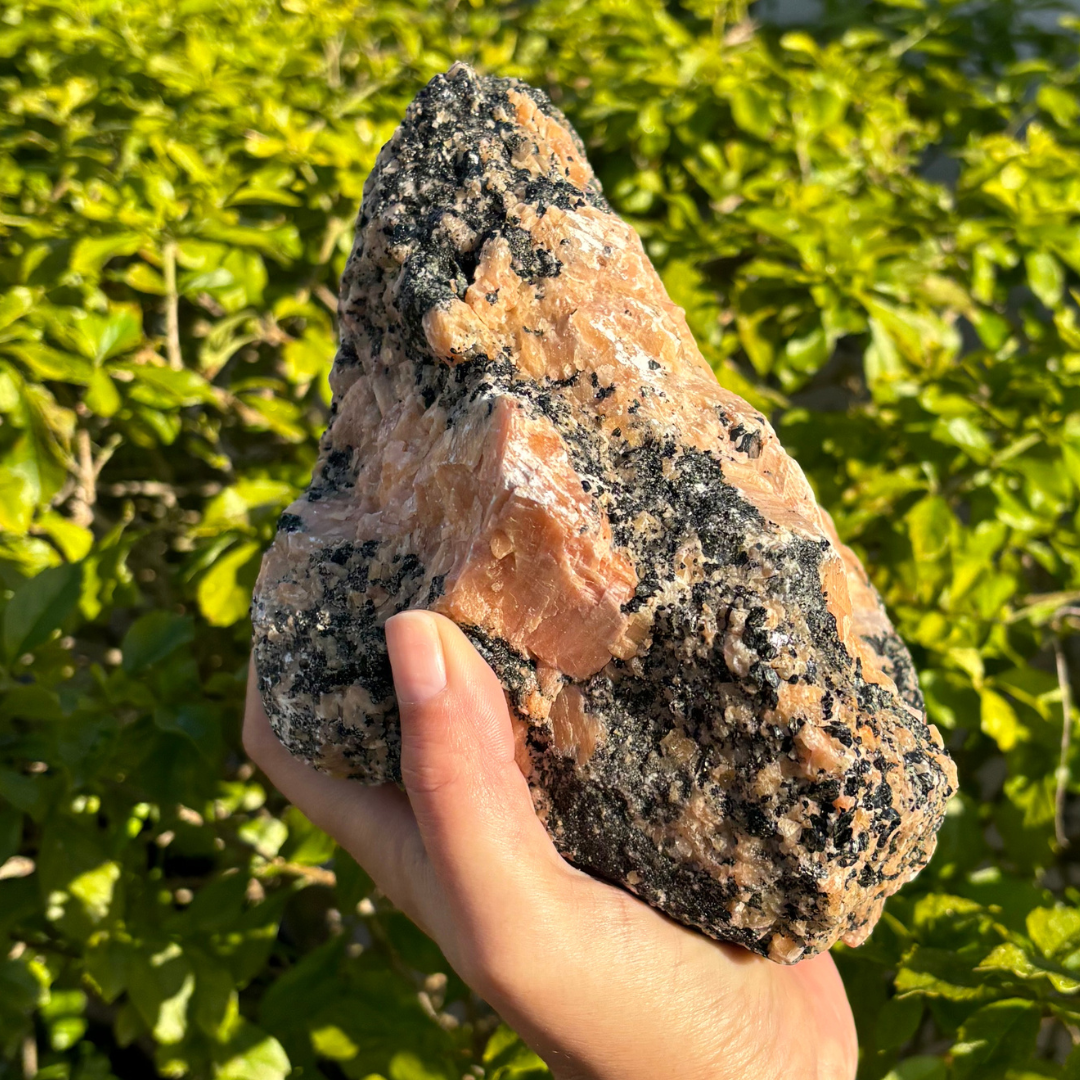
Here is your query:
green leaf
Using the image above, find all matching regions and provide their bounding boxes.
[931,416,992,461]
[0,367,18,411]
[389,1052,450,1080]
[180,268,235,294]
[874,993,923,1050]
[122,610,195,673]
[237,816,288,859]
[200,480,295,533]
[280,806,335,866]
[84,368,121,416]
[950,999,1040,1078]
[0,287,35,333]
[35,511,94,561]
[311,1024,359,1061]
[883,1059,945,1080]
[197,541,260,627]
[977,942,1080,993]
[68,860,121,923]
[0,808,21,864]
[282,331,332,387]
[127,946,194,1045]
[2,561,82,658]
[483,1025,549,1079]
[779,31,819,56]
[166,140,212,183]
[0,457,38,534]
[84,939,130,1004]
[212,1021,291,1080]
[1038,84,1080,127]
[906,496,952,563]
[119,261,168,294]
[333,850,374,915]
[154,704,223,761]
[121,363,218,406]
[70,233,143,279]
[980,689,1024,752]
[729,85,775,139]
[1027,905,1080,961]
[0,769,41,815]
[190,955,239,1040]
[895,945,999,1001]
[258,940,343,1034]
[64,306,143,362]
[1025,251,1064,308]
[178,873,249,937]
[0,957,44,1017]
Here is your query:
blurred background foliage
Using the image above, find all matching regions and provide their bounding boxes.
[3,0,1080,1076]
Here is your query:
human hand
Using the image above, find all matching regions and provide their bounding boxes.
[243,611,857,1080]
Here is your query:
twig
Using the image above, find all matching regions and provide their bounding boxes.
[213,385,275,428]
[314,283,339,314]
[1054,636,1074,850]
[22,1034,36,1078]
[162,240,183,371]
[324,34,344,90]
[102,479,221,500]
[68,430,121,527]
[253,858,335,887]
[70,429,95,528]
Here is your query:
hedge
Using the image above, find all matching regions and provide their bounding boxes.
[2,0,1080,1077]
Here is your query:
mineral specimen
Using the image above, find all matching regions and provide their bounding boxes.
[251,62,957,963]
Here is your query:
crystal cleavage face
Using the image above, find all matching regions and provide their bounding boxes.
[251,62,957,964]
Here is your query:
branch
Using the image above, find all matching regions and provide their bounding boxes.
[254,858,335,887]
[162,240,183,371]
[68,430,121,528]
[22,1034,37,1079]
[1055,636,1074,850]
[314,282,339,314]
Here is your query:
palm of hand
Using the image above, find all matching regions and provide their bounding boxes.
[244,612,857,1080]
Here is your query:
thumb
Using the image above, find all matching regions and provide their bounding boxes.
[385,611,569,929]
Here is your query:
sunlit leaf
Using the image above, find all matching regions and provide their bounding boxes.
[237,816,288,859]
[907,496,953,563]
[68,861,120,923]
[212,1021,291,1080]
[196,540,261,626]
[980,689,1024,752]
[883,1058,946,1080]
[70,233,143,279]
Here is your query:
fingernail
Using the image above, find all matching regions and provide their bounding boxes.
[385,611,447,705]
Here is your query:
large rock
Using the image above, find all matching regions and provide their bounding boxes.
[252,63,957,963]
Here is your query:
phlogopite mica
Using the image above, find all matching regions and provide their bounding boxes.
[251,62,957,963]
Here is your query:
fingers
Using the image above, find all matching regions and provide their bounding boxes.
[385,612,569,941]
[247,614,583,993]
[242,661,440,936]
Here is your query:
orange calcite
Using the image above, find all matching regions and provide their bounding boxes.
[252,63,957,962]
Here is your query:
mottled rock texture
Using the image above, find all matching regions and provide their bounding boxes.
[252,62,957,963]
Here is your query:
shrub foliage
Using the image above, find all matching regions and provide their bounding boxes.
[3,0,1080,1076]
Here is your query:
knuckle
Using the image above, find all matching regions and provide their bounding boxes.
[399,751,462,798]
[373,831,428,912]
